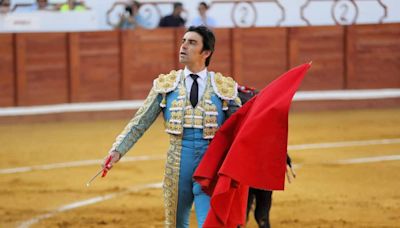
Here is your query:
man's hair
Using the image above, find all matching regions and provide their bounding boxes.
[125,1,140,15]
[173,2,183,10]
[199,2,208,9]
[125,5,132,16]
[186,25,215,67]
[132,1,141,8]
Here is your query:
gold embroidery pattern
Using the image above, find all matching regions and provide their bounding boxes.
[183,99,205,129]
[211,73,238,100]
[110,87,161,156]
[222,100,229,111]
[165,74,186,135]
[160,94,167,108]
[163,135,182,227]
[164,72,235,139]
[235,96,242,107]
[204,115,217,126]
[203,127,218,138]
[154,70,180,94]
[202,76,219,139]
[204,102,217,113]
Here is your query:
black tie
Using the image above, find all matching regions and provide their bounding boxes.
[190,74,199,107]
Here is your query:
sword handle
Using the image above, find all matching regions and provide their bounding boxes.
[101,155,113,177]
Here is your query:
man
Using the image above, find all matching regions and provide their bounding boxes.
[13,0,52,12]
[190,2,217,28]
[159,2,186,27]
[117,1,151,29]
[103,25,241,228]
[59,0,87,12]
[0,0,10,13]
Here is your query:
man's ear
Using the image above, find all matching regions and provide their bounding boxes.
[202,50,212,59]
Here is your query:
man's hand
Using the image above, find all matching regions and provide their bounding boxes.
[286,164,296,184]
[285,154,296,183]
[102,151,121,172]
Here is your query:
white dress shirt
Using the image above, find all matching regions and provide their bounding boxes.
[184,67,208,101]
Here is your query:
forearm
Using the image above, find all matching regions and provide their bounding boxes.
[110,87,162,157]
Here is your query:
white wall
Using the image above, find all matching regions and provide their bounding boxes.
[3,0,400,32]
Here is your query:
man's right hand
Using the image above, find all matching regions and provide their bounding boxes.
[102,151,121,172]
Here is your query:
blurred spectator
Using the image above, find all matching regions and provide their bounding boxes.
[117,1,150,29]
[37,0,49,10]
[59,0,88,12]
[13,0,54,13]
[191,2,216,28]
[0,0,10,14]
[159,2,186,27]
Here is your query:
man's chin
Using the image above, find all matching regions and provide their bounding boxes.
[179,58,187,65]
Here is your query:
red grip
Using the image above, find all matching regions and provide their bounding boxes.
[102,155,112,178]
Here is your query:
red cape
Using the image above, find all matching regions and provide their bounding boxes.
[193,63,311,227]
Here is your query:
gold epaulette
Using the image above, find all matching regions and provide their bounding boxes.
[153,70,180,93]
[211,73,238,100]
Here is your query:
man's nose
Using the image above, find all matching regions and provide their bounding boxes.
[181,42,188,49]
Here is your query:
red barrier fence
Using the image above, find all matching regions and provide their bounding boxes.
[0,23,399,107]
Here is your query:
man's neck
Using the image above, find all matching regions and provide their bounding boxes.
[186,64,206,74]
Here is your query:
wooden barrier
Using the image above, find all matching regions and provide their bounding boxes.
[232,27,288,89]
[289,26,345,90]
[69,31,121,102]
[346,24,400,89]
[121,29,177,99]
[15,33,69,106]
[209,28,233,77]
[0,24,399,107]
[0,34,15,107]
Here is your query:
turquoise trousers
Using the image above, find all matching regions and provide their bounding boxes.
[175,128,211,228]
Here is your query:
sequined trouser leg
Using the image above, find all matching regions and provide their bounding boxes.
[163,129,210,228]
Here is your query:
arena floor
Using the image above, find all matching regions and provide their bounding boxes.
[0,108,399,228]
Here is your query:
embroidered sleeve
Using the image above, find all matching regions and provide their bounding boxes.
[110,86,162,157]
[225,96,242,118]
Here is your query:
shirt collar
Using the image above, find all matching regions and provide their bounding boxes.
[184,67,207,81]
